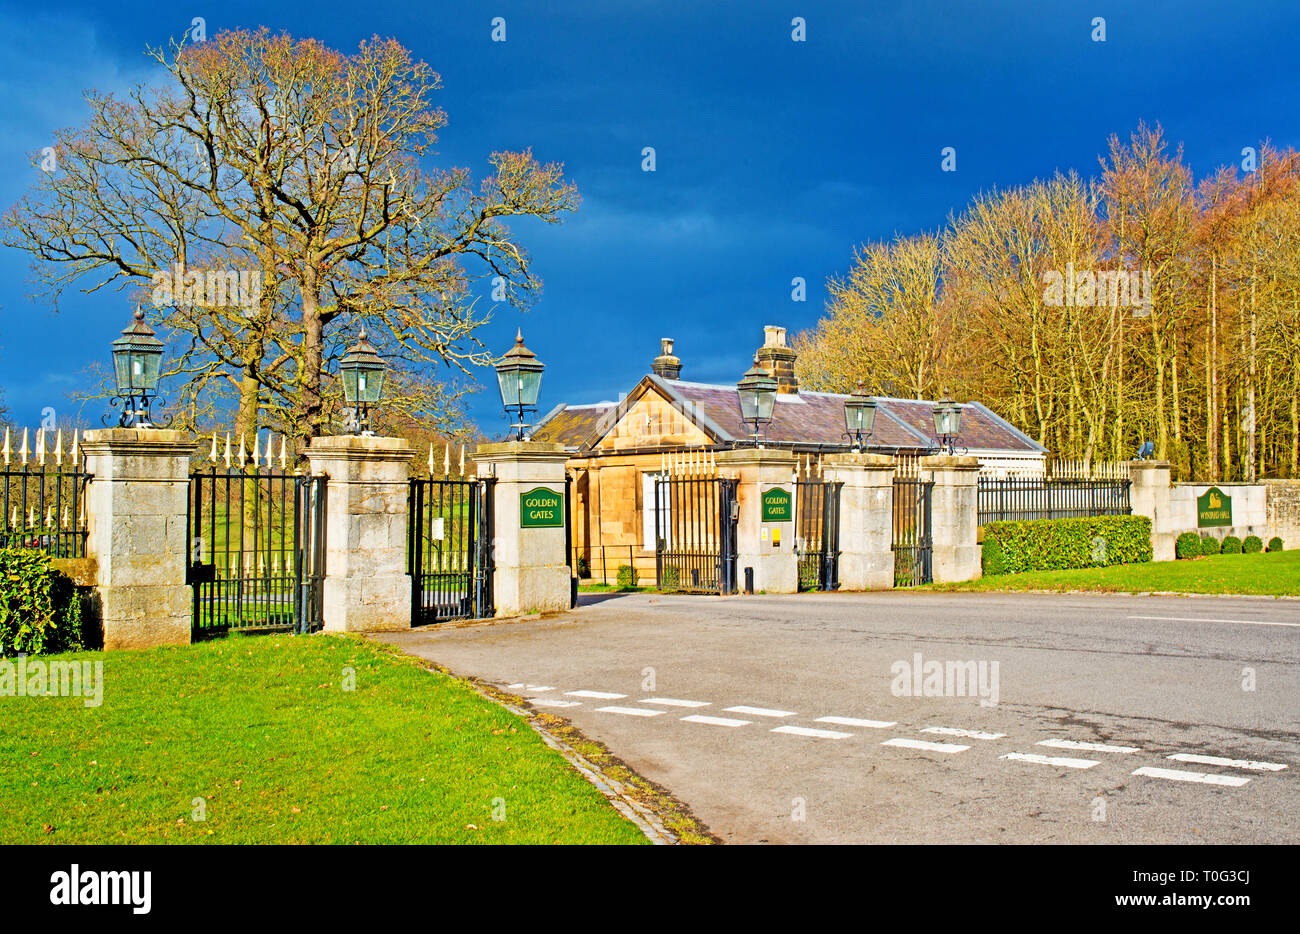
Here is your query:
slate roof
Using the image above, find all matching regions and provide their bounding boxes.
[533,376,1046,456]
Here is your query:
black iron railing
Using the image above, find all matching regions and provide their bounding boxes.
[977,477,1131,526]
[0,431,89,558]
[409,477,494,624]
[795,479,842,591]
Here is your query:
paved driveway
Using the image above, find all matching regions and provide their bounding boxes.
[376,591,1300,844]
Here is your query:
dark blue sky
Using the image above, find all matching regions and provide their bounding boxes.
[1,1,1297,434]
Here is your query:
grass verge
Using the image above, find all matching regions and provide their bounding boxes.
[0,635,650,844]
[921,549,1300,596]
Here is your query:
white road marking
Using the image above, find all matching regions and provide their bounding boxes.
[816,716,897,729]
[883,737,971,754]
[596,706,664,717]
[724,705,797,718]
[529,698,580,709]
[922,727,1005,740]
[1000,752,1100,770]
[1036,739,1140,754]
[524,685,554,692]
[1167,753,1288,772]
[682,714,751,727]
[564,690,627,699]
[1128,615,1300,629]
[1133,766,1251,787]
[506,683,524,689]
[640,697,711,708]
[772,725,853,740]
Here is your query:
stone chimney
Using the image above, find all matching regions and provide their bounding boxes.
[756,325,798,394]
[652,337,682,380]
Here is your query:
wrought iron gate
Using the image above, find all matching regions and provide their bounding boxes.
[892,475,933,586]
[409,478,494,624]
[187,467,327,636]
[795,479,842,591]
[654,475,738,594]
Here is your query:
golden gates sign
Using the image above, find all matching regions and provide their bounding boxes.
[520,487,564,528]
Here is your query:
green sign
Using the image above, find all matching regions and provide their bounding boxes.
[761,486,792,523]
[520,486,564,528]
[1197,487,1232,528]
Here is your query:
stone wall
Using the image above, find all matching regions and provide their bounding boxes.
[1263,480,1300,547]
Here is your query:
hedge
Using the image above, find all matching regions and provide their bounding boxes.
[1243,535,1263,554]
[1220,535,1243,554]
[1200,535,1221,556]
[981,515,1152,575]
[1268,537,1284,552]
[0,550,86,657]
[616,564,639,589]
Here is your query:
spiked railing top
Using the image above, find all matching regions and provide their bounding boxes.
[1,428,86,470]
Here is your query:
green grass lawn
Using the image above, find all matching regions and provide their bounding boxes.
[923,548,1300,596]
[0,636,648,844]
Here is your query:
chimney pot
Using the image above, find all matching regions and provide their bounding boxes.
[652,337,682,380]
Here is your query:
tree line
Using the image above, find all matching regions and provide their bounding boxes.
[794,124,1300,481]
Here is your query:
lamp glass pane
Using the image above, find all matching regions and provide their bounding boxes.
[139,350,161,391]
[517,369,543,407]
[497,366,521,407]
[113,351,131,393]
[756,387,776,422]
[362,367,384,404]
[738,388,757,422]
[341,366,359,404]
[949,405,962,435]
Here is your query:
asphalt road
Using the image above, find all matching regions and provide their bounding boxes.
[376,591,1300,844]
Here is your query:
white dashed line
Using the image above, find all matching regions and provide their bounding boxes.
[1000,752,1099,770]
[771,725,853,739]
[564,690,627,699]
[596,706,664,718]
[1166,753,1288,772]
[816,716,897,729]
[529,698,580,709]
[883,737,971,754]
[1036,739,1140,754]
[1133,766,1250,787]
[724,705,796,718]
[640,697,711,708]
[1128,615,1300,629]
[922,727,1005,740]
[508,683,554,692]
[682,714,751,727]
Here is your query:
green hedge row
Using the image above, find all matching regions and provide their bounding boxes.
[0,550,87,657]
[982,516,1153,575]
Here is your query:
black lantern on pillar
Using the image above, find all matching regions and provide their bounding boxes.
[843,380,877,452]
[495,330,544,441]
[109,307,165,428]
[932,394,964,454]
[340,329,386,436]
[737,355,777,446]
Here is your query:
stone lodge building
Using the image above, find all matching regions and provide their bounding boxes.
[532,325,1045,581]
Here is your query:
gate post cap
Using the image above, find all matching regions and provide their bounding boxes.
[820,452,895,469]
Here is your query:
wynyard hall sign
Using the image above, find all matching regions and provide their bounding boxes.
[1197,487,1233,528]
[520,487,564,528]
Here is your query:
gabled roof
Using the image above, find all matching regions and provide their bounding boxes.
[532,375,1047,456]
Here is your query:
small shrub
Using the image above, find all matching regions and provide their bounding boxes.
[0,550,86,657]
[1175,531,1201,560]
[1220,535,1242,554]
[661,566,680,589]
[576,555,590,579]
[1243,535,1263,554]
[981,536,1008,575]
[615,564,639,589]
[1267,536,1284,552]
[1200,535,1221,556]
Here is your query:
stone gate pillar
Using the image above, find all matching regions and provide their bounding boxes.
[923,454,981,584]
[473,441,571,617]
[81,428,196,649]
[1129,460,1174,562]
[821,453,895,591]
[306,435,414,632]
[717,448,798,594]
